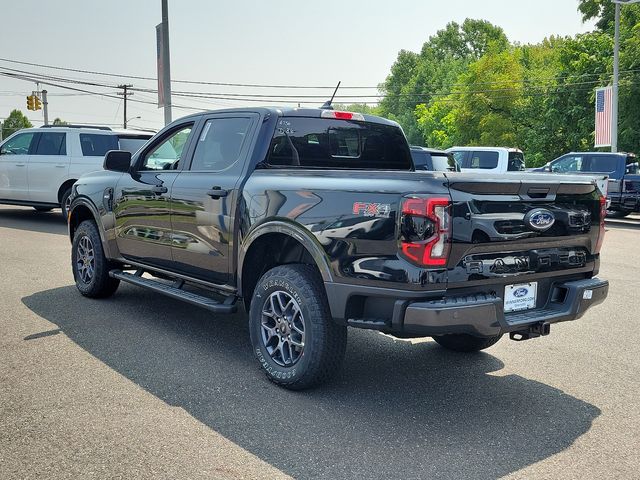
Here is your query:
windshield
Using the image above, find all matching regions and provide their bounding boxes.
[432,153,459,172]
[507,152,526,171]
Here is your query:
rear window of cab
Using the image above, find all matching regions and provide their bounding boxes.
[266,117,412,170]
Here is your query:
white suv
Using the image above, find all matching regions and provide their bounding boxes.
[0,126,152,216]
[446,146,526,174]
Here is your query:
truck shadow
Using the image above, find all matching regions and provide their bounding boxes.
[22,285,600,480]
[0,207,67,235]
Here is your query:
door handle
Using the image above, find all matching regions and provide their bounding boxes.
[15,164,26,167]
[55,164,66,168]
[151,185,168,194]
[207,187,228,199]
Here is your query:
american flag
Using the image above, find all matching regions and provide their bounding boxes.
[595,86,612,147]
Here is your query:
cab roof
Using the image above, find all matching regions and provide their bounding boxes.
[177,106,401,128]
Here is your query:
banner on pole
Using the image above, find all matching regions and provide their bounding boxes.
[595,86,612,148]
[156,23,164,108]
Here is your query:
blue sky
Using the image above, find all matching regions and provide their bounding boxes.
[0,1,595,131]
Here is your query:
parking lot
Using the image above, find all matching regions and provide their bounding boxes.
[0,204,638,479]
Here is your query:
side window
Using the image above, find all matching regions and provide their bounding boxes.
[34,132,66,155]
[551,155,582,173]
[469,151,499,169]
[190,117,252,171]
[79,134,118,157]
[626,156,638,175]
[1,132,36,155]
[588,155,618,173]
[451,151,467,167]
[141,125,193,171]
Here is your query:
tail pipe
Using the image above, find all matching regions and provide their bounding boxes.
[509,322,551,341]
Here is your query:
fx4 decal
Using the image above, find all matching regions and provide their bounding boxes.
[352,202,391,218]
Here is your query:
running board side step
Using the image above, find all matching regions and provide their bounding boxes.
[109,270,237,314]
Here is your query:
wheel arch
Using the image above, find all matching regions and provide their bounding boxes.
[68,198,113,258]
[238,221,333,310]
[57,179,77,203]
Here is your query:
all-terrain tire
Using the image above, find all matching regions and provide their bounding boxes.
[432,333,502,352]
[72,220,120,298]
[249,264,347,390]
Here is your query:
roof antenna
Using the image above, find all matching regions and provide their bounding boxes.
[321,81,341,110]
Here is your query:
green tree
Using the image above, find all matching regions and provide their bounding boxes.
[332,103,381,115]
[379,19,508,144]
[2,109,33,138]
[52,118,68,125]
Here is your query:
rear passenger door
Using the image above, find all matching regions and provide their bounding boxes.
[169,113,258,285]
[28,131,68,203]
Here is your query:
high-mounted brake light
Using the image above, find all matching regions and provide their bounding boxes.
[595,195,607,253]
[320,110,365,121]
[400,197,452,267]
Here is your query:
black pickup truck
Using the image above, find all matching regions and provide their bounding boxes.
[535,151,639,217]
[68,107,609,389]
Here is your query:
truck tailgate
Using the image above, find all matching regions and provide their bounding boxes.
[444,173,605,294]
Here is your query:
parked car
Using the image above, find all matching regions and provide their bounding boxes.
[68,107,608,390]
[446,146,526,174]
[410,146,460,171]
[533,152,638,217]
[0,125,153,217]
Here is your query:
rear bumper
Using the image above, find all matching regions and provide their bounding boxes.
[402,277,608,337]
[326,277,608,338]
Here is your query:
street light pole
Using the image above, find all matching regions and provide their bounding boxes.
[612,1,620,152]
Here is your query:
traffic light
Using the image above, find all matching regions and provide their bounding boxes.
[26,95,35,111]
[34,96,42,110]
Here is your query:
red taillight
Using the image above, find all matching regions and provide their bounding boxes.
[400,197,451,267]
[595,195,607,253]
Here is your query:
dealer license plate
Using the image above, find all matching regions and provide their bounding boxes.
[504,282,537,313]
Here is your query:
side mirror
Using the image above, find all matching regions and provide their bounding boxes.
[104,150,132,173]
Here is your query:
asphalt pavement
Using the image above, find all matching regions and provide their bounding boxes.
[0,205,638,479]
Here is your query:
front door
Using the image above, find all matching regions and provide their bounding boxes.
[0,131,37,201]
[114,122,196,270]
[170,114,257,285]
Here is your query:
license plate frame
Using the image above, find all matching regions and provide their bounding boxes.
[504,282,537,313]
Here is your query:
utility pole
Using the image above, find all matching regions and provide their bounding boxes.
[161,0,172,125]
[612,1,621,152]
[117,84,133,128]
[42,89,49,126]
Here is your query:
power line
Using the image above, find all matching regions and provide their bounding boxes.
[0,57,377,89]
[3,63,640,103]
[2,57,640,92]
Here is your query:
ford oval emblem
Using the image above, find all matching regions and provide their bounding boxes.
[525,209,555,231]
[514,287,529,297]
